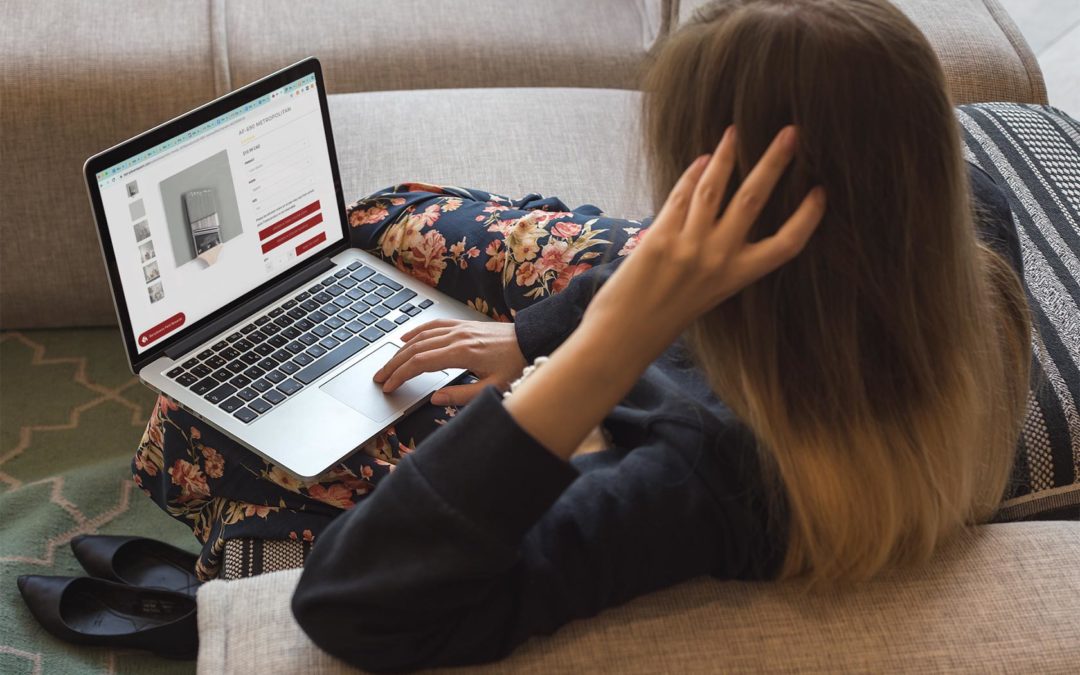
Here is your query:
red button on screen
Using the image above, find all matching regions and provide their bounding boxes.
[138,312,186,347]
[295,232,327,256]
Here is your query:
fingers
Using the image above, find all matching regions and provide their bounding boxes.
[652,152,712,234]
[379,345,459,392]
[374,328,454,383]
[718,125,799,246]
[728,186,826,286]
[376,333,457,390]
[400,318,459,343]
[430,381,488,406]
[685,126,737,235]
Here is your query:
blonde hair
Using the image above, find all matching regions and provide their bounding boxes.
[642,0,1031,584]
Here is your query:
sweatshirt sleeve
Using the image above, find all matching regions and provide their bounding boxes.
[290,387,766,672]
[513,255,627,360]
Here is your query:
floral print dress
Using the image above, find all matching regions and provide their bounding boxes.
[134,182,651,579]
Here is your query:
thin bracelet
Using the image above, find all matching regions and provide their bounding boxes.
[502,356,550,399]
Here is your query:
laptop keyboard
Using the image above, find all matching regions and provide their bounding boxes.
[163,261,435,424]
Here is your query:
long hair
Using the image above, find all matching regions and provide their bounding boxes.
[642,0,1031,584]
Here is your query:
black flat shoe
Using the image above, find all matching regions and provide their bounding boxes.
[16,575,197,659]
[70,534,201,597]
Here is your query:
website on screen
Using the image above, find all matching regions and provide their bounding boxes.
[95,74,342,353]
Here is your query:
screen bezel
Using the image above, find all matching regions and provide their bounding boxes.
[84,58,350,374]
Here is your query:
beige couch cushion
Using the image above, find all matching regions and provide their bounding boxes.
[196,522,1080,673]
[221,0,668,94]
[675,0,1047,105]
[329,88,652,221]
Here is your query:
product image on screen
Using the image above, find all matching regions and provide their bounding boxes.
[184,189,223,263]
[160,150,242,269]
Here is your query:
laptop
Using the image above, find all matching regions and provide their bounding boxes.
[84,58,489,478]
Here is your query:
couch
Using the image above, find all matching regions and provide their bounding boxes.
[1,1,1077,673]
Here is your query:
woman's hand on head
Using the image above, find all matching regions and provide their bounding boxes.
[373,319,527,406]
[582,125,827,361]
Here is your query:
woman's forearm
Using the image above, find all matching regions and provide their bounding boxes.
[502,321,659,460]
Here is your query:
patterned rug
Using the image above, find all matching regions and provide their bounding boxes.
[0,329,197,675]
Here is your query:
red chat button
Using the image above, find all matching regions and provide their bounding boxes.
[139,312,186,348]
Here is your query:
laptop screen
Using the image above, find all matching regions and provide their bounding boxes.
[92,72,344,355]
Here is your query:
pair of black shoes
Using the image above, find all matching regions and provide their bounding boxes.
[17,535,202,659]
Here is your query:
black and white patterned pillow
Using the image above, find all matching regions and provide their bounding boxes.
[958,103,1080,521]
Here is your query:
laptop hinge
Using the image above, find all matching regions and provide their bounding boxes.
[164,257,335,361]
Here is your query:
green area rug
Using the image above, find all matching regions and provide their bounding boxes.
[1,329,198,675]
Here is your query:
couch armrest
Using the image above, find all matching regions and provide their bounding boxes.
[196,522,1080,673]
[673,0,1048,105]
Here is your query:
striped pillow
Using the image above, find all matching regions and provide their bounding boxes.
[958,103,1080,521]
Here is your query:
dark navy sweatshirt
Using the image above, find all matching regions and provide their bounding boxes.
[291,165,1020,672]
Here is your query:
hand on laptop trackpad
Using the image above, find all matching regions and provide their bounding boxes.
[320,343,446,423]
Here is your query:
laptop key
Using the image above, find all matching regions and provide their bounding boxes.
[257,357,277,371]
[332,328,352,342]
[269,307,284,318]
[282,326,301,340]
[398,303,414,314]
[347,261,362,270]
[233,407,258,423]
[295,336,370,385]
[236,387,258,402]
[240,352,261,366]
[338,276,358,289]
[287,308,306,321]
[262,323,281,336]
[371,274,402,291]
[226,332,243,343]
[298,333,318,346]
[265,369,286,384]
[308,310,328,323]
[300,300,320,313]
[321,275,337,285]
[176,372,198,387]
[211,368,232,382]
[313,292,333,304]
[334,269,350,278]
[254,343,274,357]
[248,398,272,414]
[234,339,253,351]
[346,288,365,301]
[272,349,292,362]
[405,306,422,316]
[371,305,390,318]
[295,291,310,302]
[254,316,271,326]
[243,365,266,379]
[359,280,377,292]
[279,361,300,375]
[192,377,219,395]
[273,315,293,328]
[218,396,243,413]
[269,335,288,348]
[394,314,411,325]
[319,336,340,350]
[251,379,272,393]
[230,374,252,388]
[263,389,286,405]
[374,286,394,299]
[322,303,341,315]
[376,319,397,333]
[333,296,352,308]
[359,326,382,342]
[312,325,331,338]
[345,320,365,333]
[383,289,418,310]
[167,366,185,378]
[240,323,257,334]
[248,330,267,344]
[225,360,246,374]
[293,352,314,366]
[191,364,212,378]
[181,358,199,369]
[206,383,237,404]
[307,283,323,294]
[305,344,327,359]
[358,312,378,325]
[295,318,315,331]
[325,316,345,330]
[350,266,375,281]
[283,299,297,310]
[212,340,229,351]
[419,299,434,309]
[206,355,227,369]
[337,308,358,322]
[285,341,304,354]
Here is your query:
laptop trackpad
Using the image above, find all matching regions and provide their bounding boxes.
[320,343,447,423]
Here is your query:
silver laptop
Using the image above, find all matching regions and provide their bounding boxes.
[84,58,489,478]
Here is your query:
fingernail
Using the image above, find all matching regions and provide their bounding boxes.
[721,126,733,146]
[372,371,384,383]
[382,382,393,392]
[431,393,448,405]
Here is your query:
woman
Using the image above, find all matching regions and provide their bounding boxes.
[138,0,1031,669]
